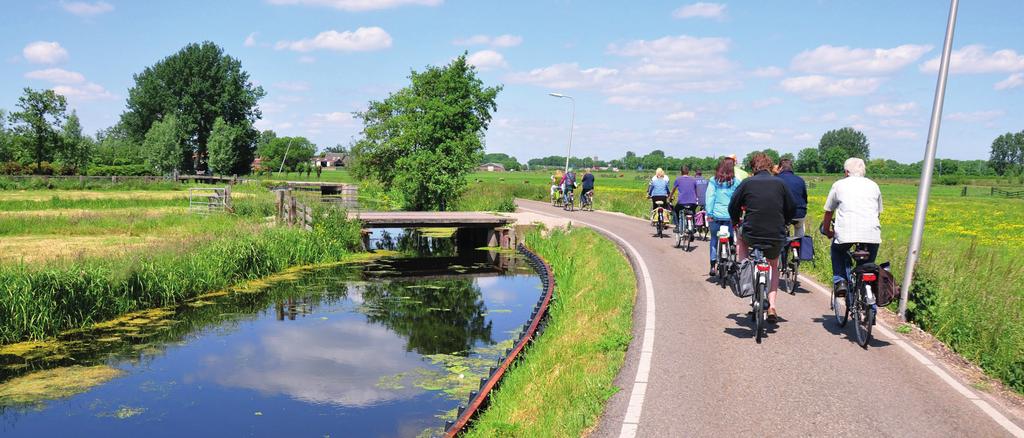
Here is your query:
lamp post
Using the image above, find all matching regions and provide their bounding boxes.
[898,0,959,320]
[549,93,575,172]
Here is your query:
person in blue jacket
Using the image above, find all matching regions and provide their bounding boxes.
[647,167,671,210]
[705,157,742,276]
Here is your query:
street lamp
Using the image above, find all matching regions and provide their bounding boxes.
[549,93,575,172]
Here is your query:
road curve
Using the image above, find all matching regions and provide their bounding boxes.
[517,199,1024,438]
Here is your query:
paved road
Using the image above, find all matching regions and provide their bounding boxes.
[517,199,1024,438]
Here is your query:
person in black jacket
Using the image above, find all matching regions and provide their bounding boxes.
[729,153,796,321]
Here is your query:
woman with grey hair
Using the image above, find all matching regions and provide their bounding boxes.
[820,157,883,297]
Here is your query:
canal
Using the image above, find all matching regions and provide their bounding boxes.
[0,228,541,437]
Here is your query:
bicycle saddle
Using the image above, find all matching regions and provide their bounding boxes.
[852,250,871,261]
[655,201,664,206]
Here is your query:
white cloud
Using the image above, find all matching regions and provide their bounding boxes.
[664,111,696,121]
[780,75,882,98]
[298,56,316,64]
[505,63,618,89]
[995,73,1024,90]
[745,131,773,141]
[52,82,115,101]
[273,81,310,92]
[275,27,392,52]
[24,68,85,84]
[61,1,114,17]
[798,112,838,123]
[944,110,1004,123]
[23,41,69,64]
[706,122,735,130]
[878,118,916,128]
[865,102,916,117]
[751,97,783,109]
[466,50,507,71]
[244,32,258,47]
[310,111,356,125]
[792,44,932,75]
[267,0,442,11]
[794,133,814,141]
[670,80,741,93]
[672,2,726,19]
[609,35,733,79]
[752,66,784,77]
[920,45,1024,74]
[453,34,522,48]
[605,95,681,111]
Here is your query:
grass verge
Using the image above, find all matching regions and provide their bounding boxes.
[466,226,635,437]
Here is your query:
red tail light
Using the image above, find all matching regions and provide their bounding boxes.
[862,273,877,282]
[790,241,801,248]
[719,237,729,243]
[756,265,770,272]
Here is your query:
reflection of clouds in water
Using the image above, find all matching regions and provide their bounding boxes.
[477,277,538,306]
[200,319,424,408]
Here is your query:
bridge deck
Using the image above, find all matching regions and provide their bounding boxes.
[349,211,514,228]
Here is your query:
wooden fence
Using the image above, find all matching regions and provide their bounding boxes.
[991,187,1024,198]
[275,189,314,231]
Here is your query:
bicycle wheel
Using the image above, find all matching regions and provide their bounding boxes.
[791,259,800,292]
[853,284,875,348]
[754,283,765,343]
[832,283,849,327]
[675,229,684,248]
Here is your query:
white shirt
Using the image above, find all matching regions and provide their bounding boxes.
[824,176,883,244]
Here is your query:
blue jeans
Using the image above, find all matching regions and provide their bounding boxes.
[708,219,734,261]
[831,242,879,284]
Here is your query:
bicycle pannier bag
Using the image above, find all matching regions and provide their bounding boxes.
[732,259,756,298]
[875,262,898,307]
[798,236,814,261]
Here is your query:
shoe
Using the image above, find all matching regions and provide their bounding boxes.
[767,308,778,323]
[709,261,717,276]
[833,280,847,298]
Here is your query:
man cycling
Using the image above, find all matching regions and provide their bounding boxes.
[561,168,577,206]
[728,153,796,322]
[580,169,595,205]
[776,158,808,238]
[821,158,882,297]
[670,166,699,233]
[694,169,709,208]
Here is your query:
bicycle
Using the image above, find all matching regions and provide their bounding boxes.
[674,206,696,251]
[580,190,594,211]
[779,223,802,294]
[713,224,736,288]
[563,188,575,212]
[830,243,880,349]
[649,200,671,238]
[745,247,773,344]
[694,209,710,241]
[550,188,563,207]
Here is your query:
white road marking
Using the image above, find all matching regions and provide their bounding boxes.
[797,274,1024,437]
[519,205,655,438]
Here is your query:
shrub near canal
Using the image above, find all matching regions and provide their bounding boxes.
[467,227,635,437]
[0,209,362,344]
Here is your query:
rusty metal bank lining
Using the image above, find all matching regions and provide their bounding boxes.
[440,243,557,437]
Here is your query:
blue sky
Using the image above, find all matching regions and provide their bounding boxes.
[2,0,1022,162]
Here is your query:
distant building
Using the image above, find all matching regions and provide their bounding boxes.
[478,162,507,172]
[313,152,351,168]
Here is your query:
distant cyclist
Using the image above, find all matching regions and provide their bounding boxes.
[648,167,671,210]
[694,169,709,208]
[581,168,595,202]
[776,158,808,238]
[670,166,699,233]
[729,153,796,322]
[821,158,883,298]
[550,169,564,202]
[705,157,741,276]
[561,168,577,205]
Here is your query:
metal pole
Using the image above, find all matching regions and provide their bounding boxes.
[564,96,575,172]
[898,0,959,319]
[278,139,294,174]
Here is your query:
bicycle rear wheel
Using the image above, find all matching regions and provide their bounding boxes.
[832,284,849,327]
[853,284,875,348]
[754,284,765,343]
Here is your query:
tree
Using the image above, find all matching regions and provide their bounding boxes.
[822,146,848,173]
[818,127,870,160]
[481,152,521,171]
[207,117,256,175]
[57,111,93,174]
[742,148,780,170]
[258,136,316,172]
[120,41,264,173]
[0,109,13,163]
[352,54,501,210]
[10,88,67,172]
[324,143,348,154]
[795,148,820,173]
[988,131,1024,176]
[142,115,183,174]
[780,152,795,162]
[93,125,144,166]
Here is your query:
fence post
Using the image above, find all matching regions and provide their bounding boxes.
[991,187,995,196]
[275,190,285,224]
[224,185,233,212]
[961,186,967,197]
[289,193,297,226]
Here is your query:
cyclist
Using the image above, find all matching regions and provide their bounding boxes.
[550,169,564,203]
[821,157,883,298]
[776,158,808,238]
[705,157,741,276]
[561,168,577,206]
[671,166,699,233]
[648,167,670,210]
[694,169,709,208]
[729,153,796,322]
[728,153,749,181]
[580,168,595,206]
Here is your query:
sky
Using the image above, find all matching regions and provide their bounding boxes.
[1,0,1022,163]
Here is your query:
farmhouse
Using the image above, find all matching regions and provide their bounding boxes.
[314,153,351,168]
[478,162,506,172]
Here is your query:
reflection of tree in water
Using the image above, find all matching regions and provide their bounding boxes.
[359,279,492,355]
[372,229,457,257]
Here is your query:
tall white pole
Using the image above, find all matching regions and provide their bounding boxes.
[278,139,294,174]
[898,0,959,319]
[565,97,575,172]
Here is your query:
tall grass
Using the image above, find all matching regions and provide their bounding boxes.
[0,176,181,191]
[0,210,362,344]
[467,227,635,437]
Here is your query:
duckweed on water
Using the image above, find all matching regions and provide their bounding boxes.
[0,365,124,405]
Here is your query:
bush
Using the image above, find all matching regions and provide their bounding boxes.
[936,174,965,185]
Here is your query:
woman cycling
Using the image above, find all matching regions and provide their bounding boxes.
[648,167,671,210]
[705,157,742,276]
